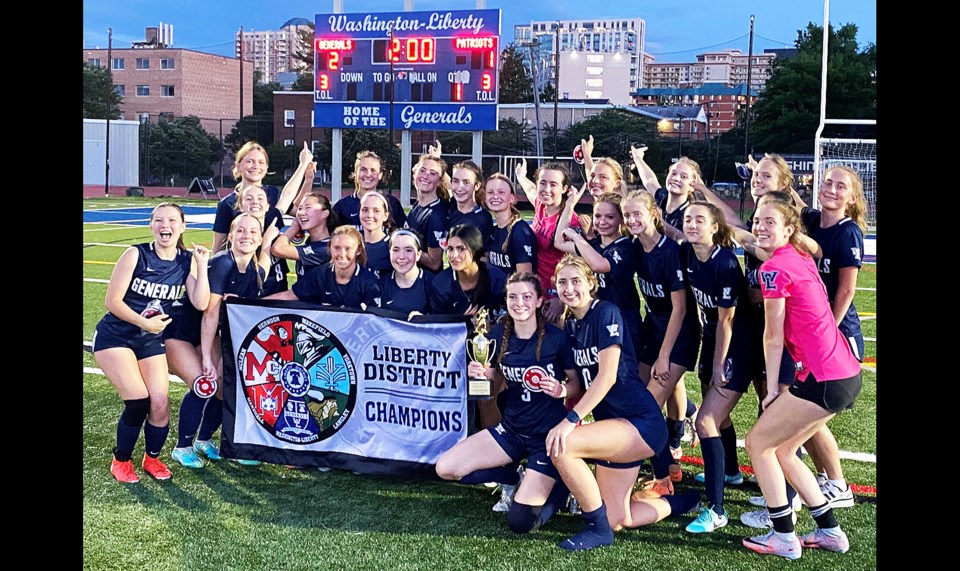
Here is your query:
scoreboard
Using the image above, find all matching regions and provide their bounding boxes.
[313,9,500,131]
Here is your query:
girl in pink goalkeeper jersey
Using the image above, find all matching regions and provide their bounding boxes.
[741,200,862,561]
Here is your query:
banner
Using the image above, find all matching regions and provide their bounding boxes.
[220,299,468,477]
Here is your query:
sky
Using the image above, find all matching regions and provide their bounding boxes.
[83,0,876,62]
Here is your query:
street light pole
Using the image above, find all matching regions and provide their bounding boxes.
[677,113,683,158]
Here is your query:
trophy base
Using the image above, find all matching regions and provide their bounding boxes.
[467,378,494,401]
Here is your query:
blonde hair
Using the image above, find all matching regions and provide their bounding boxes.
[667,157,704,196]
[591,157,628,196]
[825,165,868,232]
[331,225,367,266]
[757,154,795,191]
[232,141,271,182]
[413,154,450,201]
[351,150,384,193]
[593,191,626,237]
[623,189,665,234]
[554,254,600,322]
[758,200,809,252]
[227,213,266,292]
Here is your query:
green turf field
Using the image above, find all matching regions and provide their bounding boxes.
[83,197,876,570]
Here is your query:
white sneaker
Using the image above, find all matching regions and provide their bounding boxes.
[740,508,798,529]
[747,494,803,512]
[492,484,516,512]
[820,480,855,508]
[567,494,582,515]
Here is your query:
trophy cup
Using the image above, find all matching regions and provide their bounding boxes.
[466,308,495,400]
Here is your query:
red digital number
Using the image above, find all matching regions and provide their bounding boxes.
[454,83,463,101]
[389,38,401,62]
[406,38,419,62]
[318,73,329,90]
[482,73,492,91]
[421,38,435,62]
[387,37,435,63]
[328,51,340,71]
[488,50,495,69]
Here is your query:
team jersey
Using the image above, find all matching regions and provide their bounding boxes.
[428,265,507,315]
[633,235,701,336]
[586,236,641,313]
[378,269,434,315]
[167,250,267,343]
[532,200,580,294]
[406,198,449,270]
[332,192,407,230]
[213,185,281,234]
[759,245,861,381]
[98,242,192,336]
[488,322,575,437]
[486,218,538,275]
[564,299,658,421]
[801,208,864,338]
[295,237,331,277]
[682,242,753,336]
[364,235,392,277]
[446,203,494,238]
[655,187,692,234]
[292,264,381,309]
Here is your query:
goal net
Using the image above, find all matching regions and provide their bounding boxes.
[813,131,876,230]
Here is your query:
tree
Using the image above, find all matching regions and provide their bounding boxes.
[83,62,122,119]
[540,81,556,103]
[499,44,533,103]
[292,73,315,92]
[749,22,876,154]
[566,109,661,180]
[224,114,275,154]
[253,71,282,115]
[145,116,221,185]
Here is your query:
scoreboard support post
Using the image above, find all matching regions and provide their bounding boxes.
[401,129,413,208]
[332,128,343,203]
[472,131,483,167]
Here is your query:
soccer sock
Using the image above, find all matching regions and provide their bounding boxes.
[458,463,522,486]
[809,502,839,529]
[686,399,698,418]
[176,392,206,448]
[664,490,700,515]
[536,480,570,527]
[197,397,224,441]
[143,422,170,458]
[768,504,795,534]
[558,502,614,551]
[114,397,150,462]
[651,440,674,479]
[667,418,685,450]
[828,478,848,490]
[700,436,725,515]
[719,424,740,476]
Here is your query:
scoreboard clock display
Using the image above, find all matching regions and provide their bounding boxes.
[312,9,500,131]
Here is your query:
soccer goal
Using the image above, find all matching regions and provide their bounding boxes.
[813,125,876,230]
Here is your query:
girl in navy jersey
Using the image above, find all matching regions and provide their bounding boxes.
[93,203,211,483]
[554,189,642,362]
[405,154,450,272]
[630,146,701,242]
[332,150,407,230]
[547,255,698,551]
[378,229,433,318]
[483,174,537,276]
[681,202,758,534]
[429,224,507,316]
[436,273,582,529]
[166,213,275,468]
[267,226,380,310]
[358,191,393,277]
[212,141,313,252]
[447,160,494,237]
[741,200,862,560]
[271,191,337,278]
[235,185,289,296]
[621,190,702,494]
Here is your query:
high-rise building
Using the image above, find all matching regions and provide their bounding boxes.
[236,18,313,84]
[645,48,777,92]
[514,18,646,94]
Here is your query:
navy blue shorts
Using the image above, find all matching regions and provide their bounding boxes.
[841,330,865,363]
[93,320,166,360]
[487,424,559,481]
[697,332,757,393]
[748,308,797,385]
[592,412,668,469]
[789,372,862,413]
[638,315,700,371]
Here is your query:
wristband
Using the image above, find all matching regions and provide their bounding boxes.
[566,410,580,424]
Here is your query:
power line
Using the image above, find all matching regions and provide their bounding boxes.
[647,33,749,56]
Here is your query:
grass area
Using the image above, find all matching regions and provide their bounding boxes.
[83,196,876,569]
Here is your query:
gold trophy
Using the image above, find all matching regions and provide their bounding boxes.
[466,308,495,400]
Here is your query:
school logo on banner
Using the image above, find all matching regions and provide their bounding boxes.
[237,314,358,445]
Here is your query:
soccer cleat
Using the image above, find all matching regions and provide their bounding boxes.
[492,483,516,512]
[801,527,850,553]
[820,480,855,508]
[747,494,803,512]
[739,508,797,529]
[685,506,728,533]
[111,458,140,484]
[743,529,803,560]
[193,440,222,461]
[171,447,204,469]
[693,471,744,486]
[234,459,261,466]
[681,405,700,447]
[669,463,683,483]
[632,476,674,500]
[142,455,172,480]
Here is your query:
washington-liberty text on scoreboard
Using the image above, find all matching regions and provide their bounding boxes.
[312,9,501,131]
